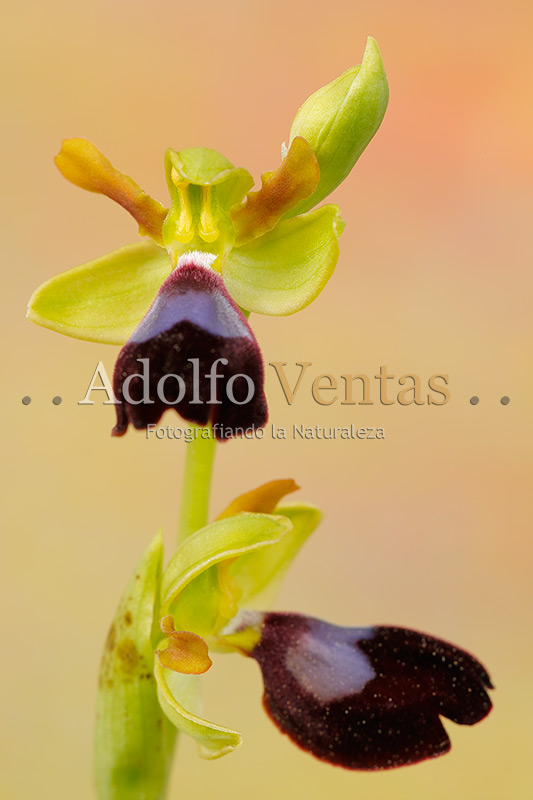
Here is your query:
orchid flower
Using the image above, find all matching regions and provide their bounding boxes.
[97,479,492,800]
[27,37,388,438]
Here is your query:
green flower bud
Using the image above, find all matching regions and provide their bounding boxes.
[285,36,389,218]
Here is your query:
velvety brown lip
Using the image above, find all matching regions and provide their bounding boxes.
[251,612,493,770]
[112,258,267,440]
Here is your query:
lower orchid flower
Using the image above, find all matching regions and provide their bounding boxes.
[96,479,493,799]
[238,612,493,770]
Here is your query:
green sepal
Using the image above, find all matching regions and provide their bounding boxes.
[169,568,223,639]
[153,513,292,759]
[160,513,293,631]
[228,504,322,609]
[155,665,242,760]
[165,148,253,205]
[285,36,388,218]
[94,532,176,800]
[162,148,253,260]
[27,240,171,345]
[222,205,344,315]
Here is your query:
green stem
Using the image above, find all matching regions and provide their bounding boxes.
[177,426,217,543]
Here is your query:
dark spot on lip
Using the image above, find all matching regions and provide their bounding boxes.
[124,611,133,626]
[116,638,139,675]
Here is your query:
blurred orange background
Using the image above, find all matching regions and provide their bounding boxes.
[2,1,532,798]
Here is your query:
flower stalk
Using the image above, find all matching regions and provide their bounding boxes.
[177,427,217,544]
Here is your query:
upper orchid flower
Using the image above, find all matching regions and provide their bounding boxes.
[26,38,388,438]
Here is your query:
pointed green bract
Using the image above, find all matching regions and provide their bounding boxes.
[27,240,171,345]
[285,36,388,218]
[160,513,293,621]
[222,205,344,315]
[155,666,242,760]
[94,533,176,800]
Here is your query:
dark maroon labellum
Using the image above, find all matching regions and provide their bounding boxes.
[112,254,267,440]
[251,612,493,770]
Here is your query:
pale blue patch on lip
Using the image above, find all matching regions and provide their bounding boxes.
[285,619,376,704]
[130,274,252,344]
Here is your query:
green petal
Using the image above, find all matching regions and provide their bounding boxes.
[95,533,176,800]
[230,137,319,246]
[155,665,242,759]
[285,36,389,218]
[222,205,344,315]
[55,138,168,243]
[160,513,292,618]
[27,240,171,345]
[228,504,322,609]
